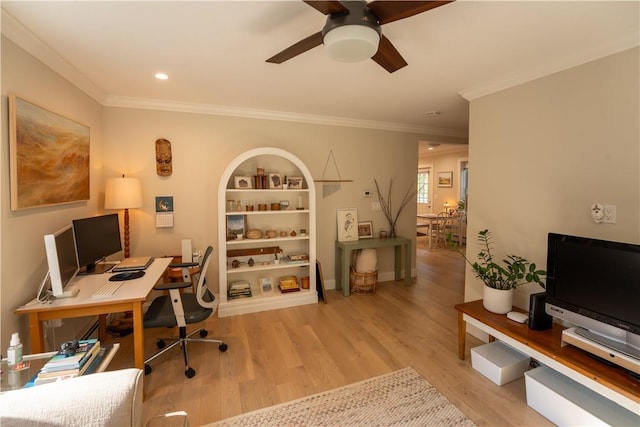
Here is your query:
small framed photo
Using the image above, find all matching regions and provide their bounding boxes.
[234,176,252,189]
[357,221,373,239]
[226,215,245,238]
[336,208,358,242]
[287,176,303,189]
[260,277,274,294]
[437,171,453,187]
[269,173,282,189]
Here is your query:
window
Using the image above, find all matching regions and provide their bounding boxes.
[417,169,429,204]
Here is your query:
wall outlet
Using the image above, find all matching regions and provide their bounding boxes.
[363,190,372,197]
[602,205,616,224]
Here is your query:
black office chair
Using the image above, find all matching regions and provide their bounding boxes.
[143,246,227,378]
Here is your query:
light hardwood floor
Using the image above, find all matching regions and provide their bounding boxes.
[108,244,552,426]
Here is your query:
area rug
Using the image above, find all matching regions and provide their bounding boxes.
[206,367,475,426]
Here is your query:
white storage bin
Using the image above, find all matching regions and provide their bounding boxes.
[525,366,639,426]
[470,341,530,385]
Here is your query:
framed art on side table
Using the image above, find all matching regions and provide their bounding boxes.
[357,221,373,239]
[336,208,358,242]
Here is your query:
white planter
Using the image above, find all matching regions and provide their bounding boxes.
[483,285,513,314]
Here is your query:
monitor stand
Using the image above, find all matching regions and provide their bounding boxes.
[79,262,116,275]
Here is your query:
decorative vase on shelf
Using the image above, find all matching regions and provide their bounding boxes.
[482,285,513,314]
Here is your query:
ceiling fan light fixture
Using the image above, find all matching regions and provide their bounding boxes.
[323,25,380,63]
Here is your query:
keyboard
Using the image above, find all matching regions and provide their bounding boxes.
[92,281,124,299]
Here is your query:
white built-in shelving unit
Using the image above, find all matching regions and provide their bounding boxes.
[217,147,317,317]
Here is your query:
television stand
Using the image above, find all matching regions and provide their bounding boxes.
[455,300,639,415]
[562,327,640,375]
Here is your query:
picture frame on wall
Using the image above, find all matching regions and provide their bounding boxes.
[269,173,283,189]
[357,221,374,239]
[437,171,453,188]
[336,208,358,242]
[9,94,90,211]
[234,176,252,189]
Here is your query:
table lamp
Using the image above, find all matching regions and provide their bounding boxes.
[105,175,143,258]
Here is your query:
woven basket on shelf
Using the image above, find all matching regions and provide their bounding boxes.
[350,267,378,295]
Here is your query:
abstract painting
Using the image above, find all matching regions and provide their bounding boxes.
[9,94,90,210]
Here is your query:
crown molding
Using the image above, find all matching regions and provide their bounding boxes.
[1,9,106,103]
[460,32,640,101]
[103,95,468,138]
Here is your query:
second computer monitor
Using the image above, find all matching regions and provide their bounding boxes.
[72,213,122,274]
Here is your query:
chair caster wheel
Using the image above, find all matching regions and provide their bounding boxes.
[185,368,196,378]
[219,343,228,352]
[144,364,152,375]
[156,339,166,349]
[199,329,208,338]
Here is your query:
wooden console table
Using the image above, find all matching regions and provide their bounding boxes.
[455,300,639,414]
[335,236,411,297]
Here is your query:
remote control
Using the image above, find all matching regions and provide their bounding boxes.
[507,311,529,323]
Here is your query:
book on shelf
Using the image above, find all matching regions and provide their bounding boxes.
[229,280,251,291]
[278,276,300,293]
[39,339,100,373]
[228,290,252,299]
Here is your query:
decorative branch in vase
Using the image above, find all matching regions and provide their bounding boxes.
[374,178,416,238]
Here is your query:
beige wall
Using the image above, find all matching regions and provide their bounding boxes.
[102,108,421,291]
[466,47,640,310]
[1,38,105,349]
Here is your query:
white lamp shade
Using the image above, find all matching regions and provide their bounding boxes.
[104,177,143,209]
[324,25,380,63]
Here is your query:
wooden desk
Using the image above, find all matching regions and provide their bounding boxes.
[455,300,639,414]
[335,236,411,296]
[16,258,172,371]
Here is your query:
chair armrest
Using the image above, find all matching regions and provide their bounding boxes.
[154,281,193,291]
[0,368,143,427]
[169,262,199,268]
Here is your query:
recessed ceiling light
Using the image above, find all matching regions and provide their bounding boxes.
[154,72,169,80]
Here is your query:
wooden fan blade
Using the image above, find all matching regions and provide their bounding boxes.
[303,1,349,15]
[369,1,454,25]
[372,34,407,73]
[266,32,324,64]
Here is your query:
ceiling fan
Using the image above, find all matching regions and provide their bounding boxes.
[266,0,455,73]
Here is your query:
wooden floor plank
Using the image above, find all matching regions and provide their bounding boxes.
[107,245,552,426]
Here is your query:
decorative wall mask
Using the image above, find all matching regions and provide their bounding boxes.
[155,138,172,176]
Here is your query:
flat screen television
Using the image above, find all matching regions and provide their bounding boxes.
[545,232,640,362]
[43,225,80,298]
[72,213,122,274]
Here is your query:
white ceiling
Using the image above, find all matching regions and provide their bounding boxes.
[2,1,638,140]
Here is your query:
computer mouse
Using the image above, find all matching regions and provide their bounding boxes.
[109,271,145,281]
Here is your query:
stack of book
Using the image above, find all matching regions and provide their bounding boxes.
[285,253,309,264]
[34,339,100,385]
[228,280,252,300]
[278,276,300,293]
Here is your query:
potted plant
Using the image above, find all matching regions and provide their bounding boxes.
[450,229,546,314]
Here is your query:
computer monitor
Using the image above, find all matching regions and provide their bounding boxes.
[72,213,122,274]
[44,225,80,298]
